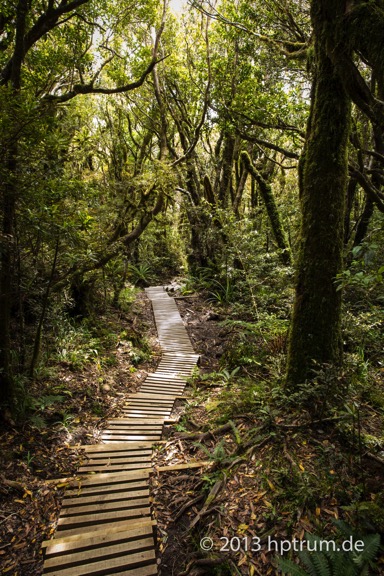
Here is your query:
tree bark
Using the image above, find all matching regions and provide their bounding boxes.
[286,0,351,386]
[0,0,28,408]
[241,151,292,265]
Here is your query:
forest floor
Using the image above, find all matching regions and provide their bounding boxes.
[152,292,384,576]
[0,286,383,576]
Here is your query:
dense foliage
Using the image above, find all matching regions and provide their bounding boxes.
[0,0,383,572]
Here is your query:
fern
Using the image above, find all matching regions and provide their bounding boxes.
[29,413,47,429]
[279,557,309,576]
[301,549,331,576]
[353,533,381,568]
[228,420,241,444]
[277,530,381,576]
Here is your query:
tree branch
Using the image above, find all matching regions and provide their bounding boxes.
[1,0,90,85]
[236,129,300,159]
[44,55,168,103]
[350,167,384,212]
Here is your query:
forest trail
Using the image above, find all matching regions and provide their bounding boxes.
[41,286,199,575]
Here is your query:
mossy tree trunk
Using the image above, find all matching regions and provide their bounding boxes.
[286,0,351,386]
[0,0,28,409]
[241,151,292,266]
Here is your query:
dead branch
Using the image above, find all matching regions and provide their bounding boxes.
[0,474,25,493]
[188,479,224,530]
[177,421,236,442]
[174,494,205,521]
[366,452,384,466]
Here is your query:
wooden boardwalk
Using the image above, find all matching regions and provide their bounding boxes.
[42,286,199,575]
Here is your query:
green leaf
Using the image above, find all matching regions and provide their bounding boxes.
[278,557,309,576]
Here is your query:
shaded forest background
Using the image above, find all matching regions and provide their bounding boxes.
[0,0,384,574]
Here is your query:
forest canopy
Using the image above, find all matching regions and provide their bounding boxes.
[0,0,383,423]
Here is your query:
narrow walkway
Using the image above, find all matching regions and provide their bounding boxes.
[42,286,199,575]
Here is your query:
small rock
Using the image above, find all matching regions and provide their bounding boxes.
[203,311,220,321]
[101,384,111,394]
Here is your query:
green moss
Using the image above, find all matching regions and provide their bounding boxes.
[286,1,352,387]
[241,151,292,266]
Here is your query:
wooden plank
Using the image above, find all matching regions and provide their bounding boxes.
[43,549,156,575]
[101,428,162,435]
[158,337,190,340]
[64,480,148,498]
[43,521,155,549]
[107,418,165,425]
[157,362,196,365]
[120,408,173,414]
[57,507,151,532]
[162,352,199,356]
[138,393,182,399]
[61,497,150,516]
[41,518,157,548]
[77,442,163,452]
[106,565,157,576]
[142,378,186,385]
[139,385,184,392]
[85,447,152,460]
[157,461,211,472]
[79,457,152,467]
[44,536,155,569]
[44,532,154,571]
[157,362,195,366]
[128,393,190,401]
[144,374,187,381]
[122,404,174,410]
[79,455,152,465]
[138,390,182,397]
[159,336,190,339]
[127,393,179,401]
[101,431,161,442]
[65,469,150,485]
[123,403,175,409]
[144,379,187,385]
[78,463,151,473]
[121,411,172,417]
[124,397,175,403]
[104,426,163,432]
[79,461,152,470]
[120,414,170,419]
[62,488,149,506]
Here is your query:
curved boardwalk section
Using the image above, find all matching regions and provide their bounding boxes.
[42,286,199,575]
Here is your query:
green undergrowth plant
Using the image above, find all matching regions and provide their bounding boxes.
[220,315,289,373]
[127,263,154,287]
[14,377,66,428]
[278,523,381,576]
[118,285,140,311]
[194,439,228,464]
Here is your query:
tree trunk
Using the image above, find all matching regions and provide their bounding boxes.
[0,0,28,409]
[286,0,351,386]
[216,134,235,207]
[241,151,292,265]
[344,175,358,245]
